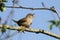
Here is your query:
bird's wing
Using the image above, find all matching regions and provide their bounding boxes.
[17,18,27,23]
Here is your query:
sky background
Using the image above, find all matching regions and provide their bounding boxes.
[0,0,60,40]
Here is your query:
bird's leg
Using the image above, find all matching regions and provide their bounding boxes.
[18,26,25,33]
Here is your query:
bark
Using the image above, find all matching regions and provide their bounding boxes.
[0,25,60,39]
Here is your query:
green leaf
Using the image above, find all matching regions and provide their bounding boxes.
[0,3,6,12]
[0,7,6,12]
[1,26,6,33]
[49,20,55,24]
[2,0,7,2]
[48,23,53,30]
[49,20,60,29]
[0,0,7,2]
[55,20,59,26]
[57,21,60,28]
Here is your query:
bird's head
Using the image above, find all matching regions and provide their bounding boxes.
[26,13,34,19]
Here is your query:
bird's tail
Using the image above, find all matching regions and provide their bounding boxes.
[12,19,18,23]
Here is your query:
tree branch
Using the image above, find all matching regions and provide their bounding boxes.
[5,6,57,13]
[5,6,60,20]
[0,25,60,39]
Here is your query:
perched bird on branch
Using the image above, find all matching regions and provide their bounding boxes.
[12,13,34,28]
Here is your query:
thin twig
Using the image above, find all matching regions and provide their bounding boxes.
[5,6,60,20]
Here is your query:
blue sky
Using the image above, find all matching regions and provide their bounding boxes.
[0,0,60,40]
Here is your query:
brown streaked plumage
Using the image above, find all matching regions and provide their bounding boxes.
[12,13,34,28]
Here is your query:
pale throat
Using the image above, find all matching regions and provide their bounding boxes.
[25,16,33,25]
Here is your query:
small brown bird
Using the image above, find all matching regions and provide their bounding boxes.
[12,13,34,28]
